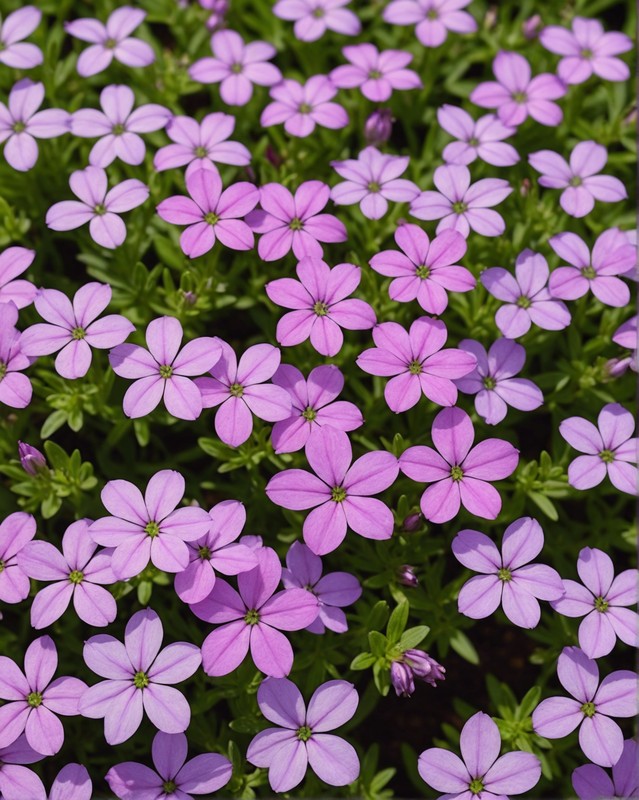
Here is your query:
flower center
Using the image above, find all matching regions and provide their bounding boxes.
[580,701,596,718]
[599,449,614,463]
[204,212,219,225]
[72,326,86,340]
[230,62,243,74]
[27,691,42,707]
[198,546,211,560]
[105,37,117,49]
[0,559,4,572]
[469,136,479,147]
[195,146,208,157]
[427,9,438,19]
[312,6,325,17]
[483,376,496,389]
[299,103,312,114]
[594,595,609,613]
[469,778,484,795]
[244,608,260,625]
[0,362,7,381]
[159,364,173,379]
[450,465,464,482]
[580,48,593,58]
[408,360,422,375]
[367,181,381,193]
[163,780,177,795]
[313,301,329,316]
[112,123,126,135]
[516,295,531,308]
[12,121,26,133]
[302,406,317,421]
[230,382,244,397]
[133,670,149,689]
[331,485,347,502]
[289,217,303,230]
[369,70,382,79]
[498,567,512,582]
[581,265,596,279]
[94,203,107,215]
[69,570,84,584]
[452,201,467,213]
[512,91,527,103]
[569,176,582,187]
[296,725,312,741]
[145,521,160,538]
[416,264,430,279]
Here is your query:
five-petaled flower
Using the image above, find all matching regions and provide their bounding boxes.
[273,0,361,42]
[330,44,422,102]
[383,0,477,48]
[437,105,519,167]
[0,246,36,309]
[0,6,43,69]
[261,75,348,137]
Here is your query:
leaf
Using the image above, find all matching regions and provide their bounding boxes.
[528,491,558,521]
[43,441,68,471]
[386,600,409,644]
[368,631,388,657]
[449,630,479,665]
[137,581,152,605]
[350,652,377,670]
[399,626,430,650]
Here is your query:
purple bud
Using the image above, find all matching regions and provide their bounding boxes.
[520,178,531,197]
[18,442,48,476]
[522,14,542,39]
[265,145,283,168]
[402,513,422,532]
[390,660,415,697]
[182,291,197,305]
[364,109,393,147]
[398,565,419,588]
[605,356,632,378]
[404,649,446,687]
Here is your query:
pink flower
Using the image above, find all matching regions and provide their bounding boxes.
[0,246,36,309]
[0,7,43,69]
[0,735,46,800]
[261,75,348,137]
[0,512,36,605]
[273,0,361,41]
[383,0,477,48]
[573,739,639,800]
[0,302,32,409]
[437,105,519,167]
[330,44,421,102]
[399,406,519,523]
[50,764,92,800]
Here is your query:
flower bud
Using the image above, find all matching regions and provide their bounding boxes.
[182,291,197,306]
[18,442,48,476]
[364,109,393,147]
[404,649,446,687]
[522,14,542,39]
[390,660,415,697]
[402,513,422,532]
[398,564,419,588]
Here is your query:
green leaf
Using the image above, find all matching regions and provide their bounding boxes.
[449,630,479,665]
[399,625,430,650]
[137,581,152,605]
[528,491,558,521]
[350,652,377,670]
[386,600,409,644]
[368,631,387,657]
[43,441,68,470]
[41,410,67,439]
[518,686,541,719]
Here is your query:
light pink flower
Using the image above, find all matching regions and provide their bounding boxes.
[0,247,36,309]
[0,302,32,409]
[437,105,519,167]
[261,75,348,137]
[0,7,43,69]
[273,0,361,41]
[383,0,477,47]
[330,44,421,102]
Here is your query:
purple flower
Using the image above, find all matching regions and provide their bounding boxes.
[454,338,543,425]
[246,677,360,791]
[18,442,47,476]
[273,0,361,42]
[529,141,627,218]
[410,164,512,237]
[266,258,376,357]
[572,739,639,800]
[0,7,42,69]
[331,146,419,220]
[266,426,399,555]
[189,30,282,106]
[109,316,221,420]
[357,317,476,412]
[46,166,149,249]
[532,646,638,767]
[364,108,393,146]
[271,363,363,454]
[0,302,32,409]
[559,403,637,495]
[330,44,421,102]
[470,51,566,127]
[0,636,87,756]
[419,711,541,799]
[391,661,415,696]
[402,649,446,689]
[65,7,155,77]
[0,735,46,800]
[246,181,347,261]
[0,512,36,605]
[106,731,232,799]
[79,608,201,744]
[452,517,564,628]
[88,469,212,580]
[261,75,348,137]
[397,564,419,588]
[481,250,571,338]
[383,0,477,48]
[0,80,69,172]
[49,764,92,800]
[282,541,362,633]
[399,406,519,523]
[370,225,474,314]
[437,105,519,167]
[0,246,36,309]
[610,315,637,376]
[191,546,319,677]
[20,283,134,380]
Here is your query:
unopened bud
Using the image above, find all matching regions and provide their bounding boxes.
[364,109,393,147]
[390,660,415,697]
[522,15,542,39]
[398,565,419,588]
[18,442,47,476]
[402,513,422,532]
[404,649,446,687]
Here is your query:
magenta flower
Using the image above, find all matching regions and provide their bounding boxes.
[282,541,362,633]
[271,364,363,454]
[0,636,87,756]
[109,316,221,420]
[383,0,477,47]
[0,246,36,309]
[88,469,212,580]
[0,512,36,605]
[419,711,541,799]
[331,146,419,220]
[357,317,476,412]
[266,258,376,357]
[454,338,543,425]
[191,546,318,677]
[529,141,627,218]
[196,341,292,447]
[50,764,92,800]
[0,302,32,409]
[247,677,360,791]
[410,164,512,237]
[532,646,638,767]
[266,426,399,555]
[261,75,348,137]
[174,499,257,605]
[46,166,148,249]
[573,739,639,800]
[274,0,361,41]
[65,7,155,77]
[437,105,519,167]
[481,250,571,338]
[470,51,566,127]
[559,403,637,495]
[0,80,69,172]
[106,731,232,799]
[189,30,282,106]
[79,608,201,745]
[0,7,42,68]
[540,18,633,85]
[399,406,519,523]
[370,225,474,314]
[0,736,46,800]
[330,44,421,102]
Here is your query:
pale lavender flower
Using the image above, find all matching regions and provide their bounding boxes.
[437,105,519,167]
[610,316,637,376]
[402,650,446,689]
[273,0,361,42]
[0,7,42,68]
[572,739,639,800]
[18,442,47,476]
[0,511,36,605]
[330,44,422,102]
[383,0,477,47]
[49,764,92,800]
[261,76,349,137]
[0,246,36,309]
[0,302,32,409]
[0,735,46,800]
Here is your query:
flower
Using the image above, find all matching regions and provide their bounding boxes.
[437,105,519,167]
[246,181,347,261]
[391,661,415,696]
[88,469,212,580]
[410,164,512,237]
[261,76,348,137]
[383,0,477,48]
[0,302,32,409]
[266,258,376,357]
[70,85,170,167]
[109,316,222,420]
[481,250,571,338]
[452,517,564,628]
[191,546,318,677]
[398,564,419,587]
[0,246,36,308]
[49,764,92,800]
[470,51,566,127]
[65,7,155,77]
[266,426,399,555]
[20,283,135,380]
[528,141,627,218]
[540,18,633,84]
[106,731,232,799]
[271,364,363,454]
[330,44,421,102]
[559,403,637,494]
[273,0,361,42]
[189,29,282,105]
[369,225,474,314]
[331,146,419,220]
[391,650,445,695]
[0,512,36,605]
[0,7,42,69]
[46,166,149,249]
[18,442,47,476]
[551,547,638,659]
[195,341,292,447]
[0,735,46,800]
[79,608,201,745]
[364,109,393,146]
[282,541,362,633]
[418,711,541,799]
[572,739,639,800]
[454,338,543,424]
[246,677,360,792]
[532,646,638,767]
[0,79,69,172]
[611,316,637,375]
[0,636,87,755]
[399,406,519,523]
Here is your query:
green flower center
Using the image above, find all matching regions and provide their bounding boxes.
[195,146,208,158]
[331,486,347,503]
[0,559,4,573]
[452,201,467,214]
[105,38,117,49]
[513,91,527,103]
[244,608,260,625]
[416,264,430,279]
[450,465,464,482]
[408,360,422,375]
[204,212,219,225]
[198,546,211,560]
[230,382,244,397]
[27,691,43,707]
[159,364,173,379]
[145,521,160,538]
[369,70,382,79]
[569,176,583,187]
[498,567,512,582]
[517,295,531,308]
[581,48,593,58]
[302,406,317,421]
[289,217,303,230]
[483,376,496,389]
[581,265,596,279]
[72,326,86,340]
[581,701,596,718]
[112,123,125,135]
[469,778,484,795]
[133,670,149,689]
[0,362,7,381]
[12,121,26,133]
[230,62,243,74]
[299,103,312,114]
[427,9,438,19]
[599,449,614,463]
[296,725,313,741]
[313,301,329,316]
[367,181,381,193]
[94,203,107,215]
[163,780,177,794]
[594,595,609,612]
[469,136,479,147]
[69,570,84,584]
